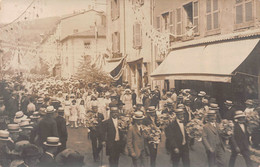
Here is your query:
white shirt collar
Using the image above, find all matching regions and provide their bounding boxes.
[45,151,54,159]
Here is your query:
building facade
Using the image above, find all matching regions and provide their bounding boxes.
[106,0,153,94]
[151,0,260,103]
[54,9,107,78]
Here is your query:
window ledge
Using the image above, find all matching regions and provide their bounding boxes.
[234,21,254,30]
[205,28,221,37]
[133,46,142,50]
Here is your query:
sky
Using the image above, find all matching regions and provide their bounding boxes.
[0,0,106,24]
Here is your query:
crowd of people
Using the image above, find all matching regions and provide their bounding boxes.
[0,75,259,167]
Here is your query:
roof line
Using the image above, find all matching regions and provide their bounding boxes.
[60,9,104,21]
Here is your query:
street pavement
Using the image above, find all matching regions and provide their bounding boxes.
[67,127,259,167]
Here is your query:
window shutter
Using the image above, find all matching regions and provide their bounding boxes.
[112,33,115,52]
[207,14,212,30]
[206,0,211,13]
[169,11,175,33]
[245,2,253,22]
[176,8,182,35]
[156,16,160,31]
[111,1,114,20]
[213,12,219,29]
[193,1,199,33]
[133,24,136,47]
[117,0,120,18]
[236,4,243,24]
[213,0,218,11]
[117,32,120,53]
[136,23,141,47]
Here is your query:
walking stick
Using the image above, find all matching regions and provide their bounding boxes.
[100,144,104,167]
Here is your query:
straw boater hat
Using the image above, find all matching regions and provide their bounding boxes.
[46,106,55,114]
[110,107,119,113]
[58,107,64,113]
[245,99,253,105]
[133,111,145,119]
[44,137,61,147]
[30,112,40,119]
[177,104,185,109]
[14,111,28,123]
[175,108,184,115]
[209,103,220,110]
[224,100,233,106]
[198,91,206,97]
[124,89,131,94]
[207,110,216,116]
[147,106,156,112]
[234,110,246,119]
[20,121,33,129]
[0,130,11,141]
[7,124,22,133]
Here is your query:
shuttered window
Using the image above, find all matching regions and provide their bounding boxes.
[112,32,120,53]
[206,0,219,31]
[235,0,253,24]
[111,0,120,20]
[193,1,199,33]
[169,11,175,34]
[133,22,142,49]
[176,8,182,35]
[156,16,161,31]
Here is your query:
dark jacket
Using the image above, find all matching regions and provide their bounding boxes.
[230,122,250,152]
[143,115,159,127]
[102,118,125,155]
[55,116,68,143]
[165,120,188,152]
[88,112,104,139]
[37,116,58,146]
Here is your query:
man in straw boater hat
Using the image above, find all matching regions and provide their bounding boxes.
[244,99,255,114]
[165,108,190,167]
[88,101,104,162]
[14,111,28,124]
[39,137,61,167]
[55,107,68,154]
[37,106,58,147]
[0,130,13,167]
[101,106,125,167]
[229,111,253,167]
[202,110,225,167]
[7,123,22,143]
[223,100,236,120]
[127,111,149,167]
[143,106,159,167]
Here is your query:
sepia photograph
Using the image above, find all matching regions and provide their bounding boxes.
[0,0,260,166]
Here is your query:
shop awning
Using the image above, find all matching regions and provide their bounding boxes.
[103,57,126,81]
[151,39,259,83]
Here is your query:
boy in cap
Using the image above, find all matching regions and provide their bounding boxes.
[55,107,68,154]
[229,111,252,167]
[165,109,190,167]
[127,111,149,167]
[202,110,225,167]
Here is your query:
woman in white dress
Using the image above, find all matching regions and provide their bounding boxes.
[69,99,78,128]
[122,89,133,114]
[77,99,86,127]
[64,95,71,125]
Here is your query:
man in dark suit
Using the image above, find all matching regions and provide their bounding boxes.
[202,110,225,167]
[37,106,58,147]
[229,111,253,167]
[165,108,190,167]
[223,100,236,120]
[55,107,68,154]
[88,102,104,162]
[39,137,61,167]
[127,111,149,167]
[102,107,125,167]
[143,106,159,167]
